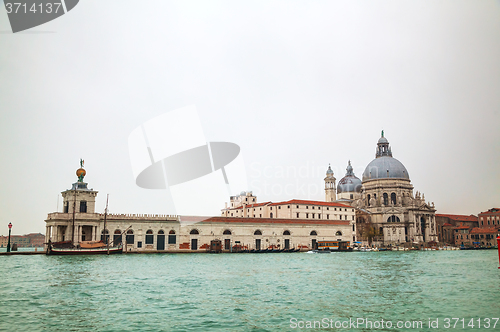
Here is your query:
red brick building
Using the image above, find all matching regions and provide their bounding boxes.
[435,214,478,245]
[469,227,499,247]
[478,208,500,228]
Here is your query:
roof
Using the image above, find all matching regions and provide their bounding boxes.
[269,199,351,208]
[442,223,453,227]
[199,216,351,226]
[454,225,471,230]
[479,208,500,215]
[436,214,478,222]
[470,227,499,234]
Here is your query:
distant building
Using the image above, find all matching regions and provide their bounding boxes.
[478,208,500,228]
[435,214,478,244]
[0,233,45,248]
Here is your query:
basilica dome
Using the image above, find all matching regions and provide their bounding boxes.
[337,161,362,193]
[362,132,410,182]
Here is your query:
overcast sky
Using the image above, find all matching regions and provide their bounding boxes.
[1,0,499,235]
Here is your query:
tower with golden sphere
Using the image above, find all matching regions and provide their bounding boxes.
[61,160,98,215]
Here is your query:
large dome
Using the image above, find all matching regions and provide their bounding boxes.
[362,132,410,182]
[337,161,362,193]
[362,156,410,181]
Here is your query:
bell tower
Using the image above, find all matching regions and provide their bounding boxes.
[324,164,336,202]
[61,159,98,214]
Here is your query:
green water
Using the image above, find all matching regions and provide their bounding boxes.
[0,251,499,331]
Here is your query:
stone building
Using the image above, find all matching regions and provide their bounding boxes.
[351,132,438,245]
[45,165,355,252]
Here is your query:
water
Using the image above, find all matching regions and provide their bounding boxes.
[0,251,499,331]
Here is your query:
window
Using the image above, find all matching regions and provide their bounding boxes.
[283,230,291,236]
[310,230,317,236]
[278,206,281,209]
[296,213,299,218]
[336,231,342,236]
[223,229,232,235]
[312,214,315,219]
[168,230,176,244]
[327,207,329,210]
[126,230,134,245]
[79,201,87,213]
[64,202,69,213]
[101,229,109,242]
[146,230,154,244]
[254,230,262,236]
[318,214,321,219]
[190,229,199,235]
[327,214,329,219]
[270,213,273,218]
[387,215,400,223]
[114,229,122,245]
[137,241,142,248]
[306,213,309,218]
[306,206,308,209]
[391,193,397,205]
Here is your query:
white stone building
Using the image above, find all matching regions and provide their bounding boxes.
[351,132,438,245]
[45,167,355,252]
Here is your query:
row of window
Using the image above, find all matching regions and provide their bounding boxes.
[481,219,500,226]
[457,234,496,240]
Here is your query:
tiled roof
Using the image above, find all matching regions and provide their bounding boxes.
[188,216,350,226]
[479,208,500,215]
[454,225,471,230]
[436,214,478,222]
[269,199,351,208]
[470,227,499,234]
[442,223,453,227]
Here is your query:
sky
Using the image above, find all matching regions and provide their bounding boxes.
[0,0,499,235]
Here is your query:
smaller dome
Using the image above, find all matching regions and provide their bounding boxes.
[378,136,388,144]
[326,165,333,175]
[337,161,362,194]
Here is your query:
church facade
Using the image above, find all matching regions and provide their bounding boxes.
[328,132,438,245]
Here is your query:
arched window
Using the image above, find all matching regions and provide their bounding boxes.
[100,229,109,242]
[190,229,199,235]
[158,230,164,234]
[254,230,262,236]
[387,215,400,223]
[113,229,122,245]
[335,231,342,236]
[168,230,176,244]
[223,229,232,235]
[383,193,389,206]
[367,194,371,206]
[145,229,154,244]
[310,230,317,236]
[126,229,134,245]
[283,230,290,236]
[270,212,273,218]
[391,193,397,205]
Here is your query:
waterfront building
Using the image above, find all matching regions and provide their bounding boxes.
[351,132,438,245]
[478,208,500,228]
[0,233,45,248]
[45,167,355,252]
[435,214,478,244]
